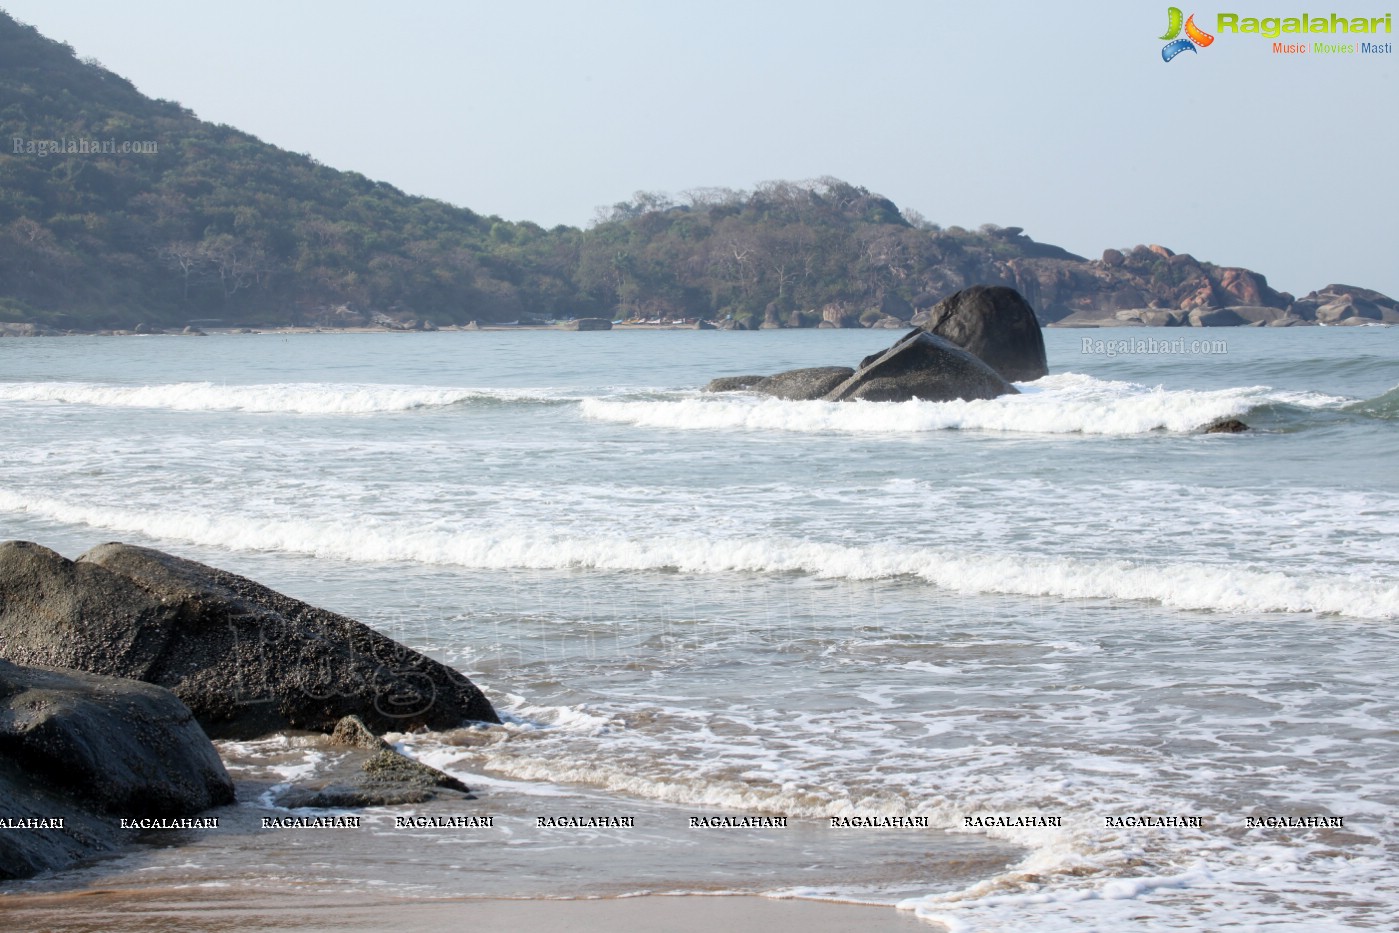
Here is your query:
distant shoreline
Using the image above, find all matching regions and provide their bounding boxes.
[1,320,1392,339]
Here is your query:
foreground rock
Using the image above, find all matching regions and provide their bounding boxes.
[912,285,1048,382]
[825,332,1017,402]
[0,541,499,739]
[0,659,234,879]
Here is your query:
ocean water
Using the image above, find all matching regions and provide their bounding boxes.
[1,327,1397,930]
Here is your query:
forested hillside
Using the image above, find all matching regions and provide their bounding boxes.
[2,11,1387,333]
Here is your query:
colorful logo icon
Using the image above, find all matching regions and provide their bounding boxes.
[1161,7,1215,60]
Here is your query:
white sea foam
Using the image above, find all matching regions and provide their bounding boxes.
[580,373,1349,435]
[2,489,1393,619]
[427,621,1399,930]
[0,381,569,413]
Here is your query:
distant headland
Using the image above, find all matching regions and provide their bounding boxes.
[1,12,1395,337]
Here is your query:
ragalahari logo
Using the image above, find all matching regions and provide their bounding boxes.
[1161,7,1215,60]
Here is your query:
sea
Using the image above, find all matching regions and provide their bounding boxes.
[1,326,1396,931]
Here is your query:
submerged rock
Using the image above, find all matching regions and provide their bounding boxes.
[0,541,499,739]
[0,658,233,879]
[1203,418,1250,434]
[824,332,1018,403]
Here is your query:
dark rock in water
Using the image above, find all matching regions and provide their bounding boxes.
[274,722,472,809]
[275,782,435,809]
[363,748,470,794]
[918,285,1048,382]
[181,326,208,336]
[695,319,718,330]
[752,366,855,400]
[705,375,767,393]
[0,541,499,739]
[0,658,234,879]
[825,332,1018,403]
[559,318,613,331]
[1203,418,1249,433]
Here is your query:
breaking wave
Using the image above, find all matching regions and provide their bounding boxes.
[0,381,572,414]
[579,374,1351,436]
[1,489,1392,619]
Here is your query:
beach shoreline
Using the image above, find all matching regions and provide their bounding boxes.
[0,888,941,932]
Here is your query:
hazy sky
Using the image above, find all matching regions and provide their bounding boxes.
[5,0,1396,298]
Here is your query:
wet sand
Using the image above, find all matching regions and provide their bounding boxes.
[0,889,940,932]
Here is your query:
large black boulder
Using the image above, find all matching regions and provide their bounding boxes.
[825,332,1017,403]
[0,658,234,879]
[0,541,499,739]
[916,285,1048,382]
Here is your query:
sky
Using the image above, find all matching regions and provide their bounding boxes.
[4,0,1396,298]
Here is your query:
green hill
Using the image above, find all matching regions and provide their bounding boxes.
[3,11,1388,333]
[0,11,584,330]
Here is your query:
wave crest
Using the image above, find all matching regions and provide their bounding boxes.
[1,490,1392,619]
[580,374,1347,436]
[0,381,569,414]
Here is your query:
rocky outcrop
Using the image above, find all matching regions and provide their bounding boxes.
[705,286,1036,403]
[824,332,1017,403]
[0,541,499,739]
[911,286,1048,382]
[0,659,234,879]
[0,322,62,337]
[1055,304,1314,328]
[1291,285,1399,325]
